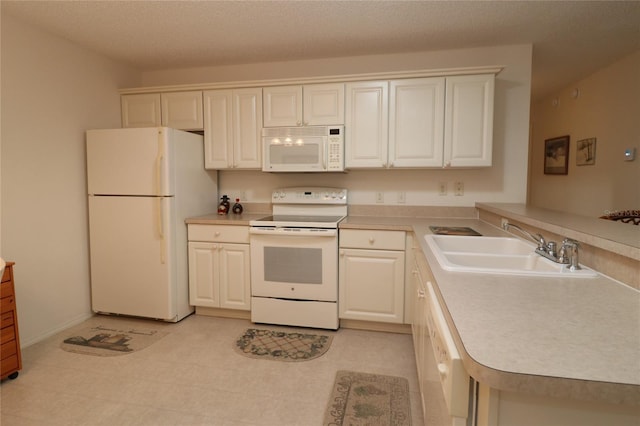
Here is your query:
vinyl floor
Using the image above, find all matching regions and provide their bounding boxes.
[0,314,424,425]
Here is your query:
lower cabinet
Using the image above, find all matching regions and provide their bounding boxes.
[339,229,405,323]
[187,225,251,311]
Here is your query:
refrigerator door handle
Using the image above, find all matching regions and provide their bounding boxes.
[157,198,166,264]
[156,130,165,196]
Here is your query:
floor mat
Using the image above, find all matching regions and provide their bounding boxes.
[60,321,168,356]
[234,328,333,361]
[324,370,411,425]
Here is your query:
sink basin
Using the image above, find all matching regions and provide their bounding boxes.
[425,235,598,278]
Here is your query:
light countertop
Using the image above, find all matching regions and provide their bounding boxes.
[187,209,640,405]
[344,214,640,406]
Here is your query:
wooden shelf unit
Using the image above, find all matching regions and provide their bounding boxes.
[1,262,22,380]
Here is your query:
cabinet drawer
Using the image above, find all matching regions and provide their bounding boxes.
[339,229,405,250]
[1,353,19,373]
[1,267,11,283]
[0,280,13,298]
[1,325,15,345]
[188,224,249,243]
[0,311,14,329]
[0,296,15,314]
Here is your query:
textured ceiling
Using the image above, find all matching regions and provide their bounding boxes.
[2,1,639,101]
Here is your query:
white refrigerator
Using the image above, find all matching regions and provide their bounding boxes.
[87,127,217,322]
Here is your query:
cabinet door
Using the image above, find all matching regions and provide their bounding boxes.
[303,83,345,125]
[203,89,233,169]
[389,78,445,168]
[444,74,494,167]
[233,88,263,169]
[263,86,302,127]
[339,248,404,323]
[345,81,389,168]
[219,244,251,310]
[121,94,161,128]
[188,242,220,307]
[161,91,204,130]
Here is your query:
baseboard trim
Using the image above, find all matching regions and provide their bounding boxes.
[339,319,412,334]
[195,306,251,320]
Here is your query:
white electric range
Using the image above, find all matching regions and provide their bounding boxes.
[249,187,347,329]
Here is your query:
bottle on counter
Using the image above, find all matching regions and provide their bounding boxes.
[218,195,231,215]
[232,198,243,215]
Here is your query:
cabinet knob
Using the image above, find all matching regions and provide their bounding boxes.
[437,363,448,378]
[215,231,221,236]
[340,250,345,256]
[368,237,375,244]
[417,289,425,298]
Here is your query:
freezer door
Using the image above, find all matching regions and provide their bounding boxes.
[89,195,177,320]
[87,128,174,196]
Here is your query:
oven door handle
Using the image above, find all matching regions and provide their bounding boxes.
[249,228,337,237]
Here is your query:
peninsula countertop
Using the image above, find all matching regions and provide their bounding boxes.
[343,214,640,406]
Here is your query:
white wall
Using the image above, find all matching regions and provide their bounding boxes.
[1,13,140,345]
[141,45,533,206]
[529,51,640,217]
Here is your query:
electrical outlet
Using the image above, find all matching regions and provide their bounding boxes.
[376,192,384,203]
[438,182,447,196]
[454,181,464,196]
[397,192,406,203]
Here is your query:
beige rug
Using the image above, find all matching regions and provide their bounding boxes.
[324,370,411,425]
[60,323,168,357]
[234,328,333,361]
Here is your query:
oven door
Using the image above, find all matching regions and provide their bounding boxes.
[250,227,337,301]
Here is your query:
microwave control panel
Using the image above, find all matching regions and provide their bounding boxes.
[327,126,344,171]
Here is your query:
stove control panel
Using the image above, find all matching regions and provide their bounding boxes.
[272,187,347,204]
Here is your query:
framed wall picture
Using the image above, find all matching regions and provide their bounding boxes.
[544,135,570,175]
[576,138,596,166]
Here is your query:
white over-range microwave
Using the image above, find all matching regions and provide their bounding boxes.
[262,125,344,172]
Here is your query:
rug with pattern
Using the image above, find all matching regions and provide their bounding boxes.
[60,322,168,357]
[324,370,411,425]
[234,328,333,361]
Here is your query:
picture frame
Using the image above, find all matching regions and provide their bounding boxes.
[544,135,570,175]
[576,138,596,166]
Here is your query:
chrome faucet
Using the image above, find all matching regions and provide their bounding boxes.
[501,219,581,267]
[560,238,582,270]
[501,220,546,251]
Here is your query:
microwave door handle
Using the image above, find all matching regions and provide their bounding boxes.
[322,139,327,170]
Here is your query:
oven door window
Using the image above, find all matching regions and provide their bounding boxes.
[250,233,337,301]
[264,246,322,284]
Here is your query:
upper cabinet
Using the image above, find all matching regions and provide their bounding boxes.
[263,83,345,127]
[120,68,497,170]
[203,88,263,169]
[389,77,446,168]
[160,91,204,130]
[345,81,389,168]
[121,93,161,128]
[444,74,494,167]
[345,74,494,169]
[121,91,204,131]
